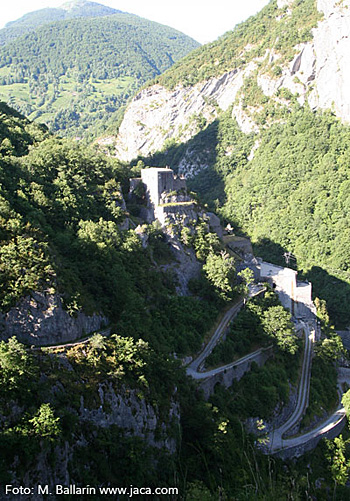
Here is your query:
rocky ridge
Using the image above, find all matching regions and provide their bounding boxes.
[112,0,350,174]
[0,291,107,346]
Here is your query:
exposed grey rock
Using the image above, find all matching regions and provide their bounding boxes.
[135,224,150,247]
[113,63,257,164]
[1,381,179,500]
[79,384,179,453]
[309,0,350,120]
[267,385,298,432]
[205,212,223,238]
[118,216,131,230]
[0,291,107,346]
[164,236,202,296]
[177,148,210,178]
[133,167,224,293]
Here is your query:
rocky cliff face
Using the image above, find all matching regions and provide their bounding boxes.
[310,0,350,119]
[3,384,179,500]
[259,0,350,123]
[0,291,107,346]
[80,384,179,453]
[112,0,350,167]
[113,64,256,163]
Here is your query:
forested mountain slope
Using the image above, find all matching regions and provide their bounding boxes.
[113,0,350,326]
[0,102,307,499]
[0,1,199,140]
[0,102,221,354]
[0,97,349,498]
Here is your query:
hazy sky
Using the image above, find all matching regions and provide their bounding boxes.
[2,0,270,44]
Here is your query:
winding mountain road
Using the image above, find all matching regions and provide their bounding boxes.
[187,346,271,380]
[32,328,111,351]
[187,299,244,374]
[187,285,266,377]
[186,294,348,456]
[35,284,347,456]
[268,322,314,452]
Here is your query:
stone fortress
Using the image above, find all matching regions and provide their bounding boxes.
[140,167,189,225]
[131,166,222,234]
[258,261,316,321]
[132,169,340,461]
[223,235,316,322]
[132,167,315,323]
[141,167,187,208]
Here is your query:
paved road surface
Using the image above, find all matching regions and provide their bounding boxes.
[187,299,244,373]
[268,323,314,451]
[32,328,111,351]
[187,346,270,379]
[187,285,266,375]
[185,284,348,455]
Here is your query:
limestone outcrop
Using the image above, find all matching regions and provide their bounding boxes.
[80,384,179,453]
[4,383,179,500]
[0,291,107,346]
[134,167,219,295]
[113,63,257,163]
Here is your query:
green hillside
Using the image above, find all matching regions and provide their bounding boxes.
[151,110,350,326]
[221,106,350,325]
[150,104,350,325]
[0,5,199,140]
[153,0,322,88]
[0,102,221,352]
[1,0,349,496]
[0,101,343,501]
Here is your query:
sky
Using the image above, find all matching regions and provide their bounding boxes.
[1,0,270,44]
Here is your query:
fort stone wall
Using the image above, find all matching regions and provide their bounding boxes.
[141,167,174,207]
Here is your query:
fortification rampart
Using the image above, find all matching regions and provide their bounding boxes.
[155,203,197,226]
[138,167,191,225]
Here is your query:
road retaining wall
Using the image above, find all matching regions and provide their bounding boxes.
[273,413,347,460]
[199,346,274,399]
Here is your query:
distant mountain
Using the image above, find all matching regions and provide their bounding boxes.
[0,0,122,46]
[0,1,199,140]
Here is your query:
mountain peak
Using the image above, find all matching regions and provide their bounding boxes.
[60,0,92,10]
[59,0,120,14]
[0,1,199,139]
[1,0,123,43]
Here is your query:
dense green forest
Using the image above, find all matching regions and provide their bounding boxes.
[131,0,350,326]
[220,106,350,326]
[0,6,199,140]
[1,0,350,494]
[0,102,219,355]
[205,290,299,369]
[0,97,349,498]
